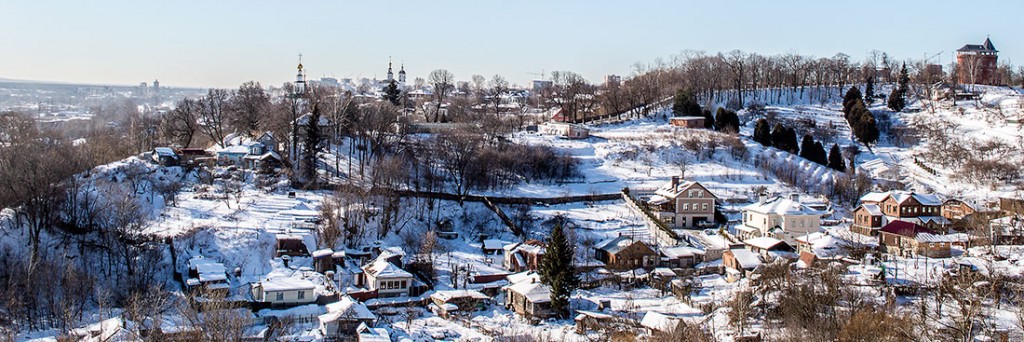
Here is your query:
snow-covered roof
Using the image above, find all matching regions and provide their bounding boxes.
[653,180,709,200]
[728,248,762,270]
[860,192,890,203]
[744,196,821,216]
[356,322,391,342]
[662,246,705,258]
[915,233,953,243]
[259,277,316,292]
[859,204,882,216]
[648,195,671,205]
[217,145,250,155]
[506,271,541,285]
[482,239,508,250]
[862,190,943,206]
[743,236,787,250]
[312,249,334,258]
[188,256,227,283]
[640,312,683,332]
[595,235,646,255]
[362,258,412,279]
[506,281,551,303]
[917,216,951,225]
[652,267,677,277]
[319,296,376,323]
[154,147,177,157]
[430,289,490,303]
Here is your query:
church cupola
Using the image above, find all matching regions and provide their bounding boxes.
[295,54,306,94]
[386,57,394,82]
[398,63,407,83]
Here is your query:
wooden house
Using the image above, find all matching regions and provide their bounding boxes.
[318,296,376,338]
[660,246,705,269]
[878,221,952,258]
[593,235,657,270]
[669,116,706,128]
[251,277,317,306]
[429,290,490,318]
[504,278,553,320]
[503,240,545,272]
[276,235,309,257]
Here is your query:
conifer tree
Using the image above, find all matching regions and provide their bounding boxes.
[672,90,701,117]
[784,127,799,154]
[842,86,863,117]
[753,119,771,146]
[539,223,579,318]
[887,87,905,112]
[827,143,846,171]
[799,134,816,161]
[897,62,910,95]
[701,109,714,129]
[812,141,827,165]
[383,80,401,106]
[864,77,875,104]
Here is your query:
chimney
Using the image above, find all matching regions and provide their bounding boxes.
[758,194,767,204]
[671,176,680,191]
[790,194,799,202]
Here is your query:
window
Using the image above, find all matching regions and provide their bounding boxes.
[702,203,708,211]
[275,292,284,301]
[698,191,704,198]
[297,290,305,299]
[400,280,407,288]
[684,204,690,211]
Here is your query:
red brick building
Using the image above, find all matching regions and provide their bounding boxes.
[957,38,999,85]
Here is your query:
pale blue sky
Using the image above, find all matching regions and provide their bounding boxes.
[1,0,1019,88]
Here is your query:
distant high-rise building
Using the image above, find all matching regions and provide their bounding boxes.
[152,79,160,94]
[603,74,621,87]
[956,37,999,85]
[138,82,148,97]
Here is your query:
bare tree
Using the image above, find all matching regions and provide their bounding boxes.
[198,89,231,148]
[429,69,455,122]
[228,81,271,137]
[161,97,201,148]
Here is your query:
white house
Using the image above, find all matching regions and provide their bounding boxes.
[737,194,823,242]
[319,296,376,338]
[539,122,589,139]
[251,277,317,305]
[361,255,414,298]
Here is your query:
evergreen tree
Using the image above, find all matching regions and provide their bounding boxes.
[701,108,714,129]
[753,119,771,146]
[887,87,905,112]
[771,123,788,150]
[827,144,846,171]
[672,90,702,117]
[714,108,740,133]
[897,62,910,95]
[799,134,816,161]
[864,77,875,104]
[538,223,579,318]
[812,141,827,165]
[382,80,401,106]
[300,103,325,186]
[783,127,800,154]
[842,86,863,117]
[857,109,880,144]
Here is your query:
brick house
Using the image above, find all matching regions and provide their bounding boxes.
[593,235,657,271]
[503,240,546,272]
[956,38,999,86]
[878,221,952,258]
[851,191,949,236]
[647,177,718,229]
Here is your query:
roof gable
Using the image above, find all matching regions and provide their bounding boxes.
[879,220,935,237]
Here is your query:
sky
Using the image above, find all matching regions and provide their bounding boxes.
[1,0,1020,89]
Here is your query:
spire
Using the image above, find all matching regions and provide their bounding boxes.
[386,56,394,82]
[295,53,306,95]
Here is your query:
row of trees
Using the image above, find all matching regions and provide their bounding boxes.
[842,87,880,145]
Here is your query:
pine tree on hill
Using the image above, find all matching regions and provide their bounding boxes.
[538,223,579,318]
[887,87,905,112]
[672,90,702,117]
[784,127,800,154]
[897,62,910,95]
[827,143,846,171]
[853,107,880,145]
[771,123,788,151]
[799,134,816,161]
[701,109,714,129]
[843,86,863,117]
[864,77,875,104]
[714,108,740,133]
[753,119,771,146]
[813,141,827,165]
